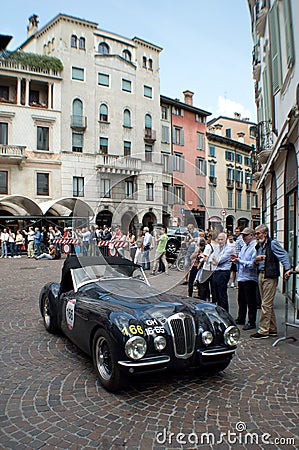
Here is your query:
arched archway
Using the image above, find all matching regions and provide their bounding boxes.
[142,212,157,233]
[96,210,113,228]
[226,215,234,234]
[237,218,249,230]
[121,211,138,235]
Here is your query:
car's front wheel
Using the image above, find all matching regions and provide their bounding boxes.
[92,329,127,392]
[41,294,59,334]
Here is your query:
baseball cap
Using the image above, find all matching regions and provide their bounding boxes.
[143,227,149,232]
[241,227,255,235]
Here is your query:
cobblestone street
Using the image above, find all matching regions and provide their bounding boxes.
[1,256,298,449]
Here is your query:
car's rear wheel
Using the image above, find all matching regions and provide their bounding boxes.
[92,329,127,392]
[41,294,58,334]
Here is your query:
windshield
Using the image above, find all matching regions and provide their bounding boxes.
[91,278,159,300]
[71,264,147,291]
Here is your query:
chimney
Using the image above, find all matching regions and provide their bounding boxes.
[27,14,39,38]
[183,90,194,106]
[214,124,223,136]
[234,112,241,120]
[237,131,245,143]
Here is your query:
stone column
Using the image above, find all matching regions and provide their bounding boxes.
[48,82,53,109]
[16,77,22,105]
[25,79,30,106]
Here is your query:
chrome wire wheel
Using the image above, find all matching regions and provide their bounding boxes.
[95,336,112,381]
[43,296,51,329]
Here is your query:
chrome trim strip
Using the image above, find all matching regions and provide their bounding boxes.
[167,312,196,359]
[200,349,236,356]
[118,356,170,367]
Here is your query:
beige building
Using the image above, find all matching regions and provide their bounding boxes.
[206,115,258,233]
[1,13,164,232]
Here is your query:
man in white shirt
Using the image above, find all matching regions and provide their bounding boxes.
[0,228,9,258]
[141,227,152,270]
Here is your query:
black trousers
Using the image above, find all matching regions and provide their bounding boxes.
[188,266,199,297]
[237,280,258,325]
[212,270,230,312]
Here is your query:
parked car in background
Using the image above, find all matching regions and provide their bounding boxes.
[39,255,240,392]
[166,226,189,254]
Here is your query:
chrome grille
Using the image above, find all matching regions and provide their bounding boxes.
[168,313,196,358]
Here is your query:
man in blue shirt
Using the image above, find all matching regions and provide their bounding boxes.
[250,224,292,339]
[231,228,258,330]
[211,232,235,312]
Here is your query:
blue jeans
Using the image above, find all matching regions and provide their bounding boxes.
[1,242,8,257]
[212,270,230,312]
[142,249,150,269]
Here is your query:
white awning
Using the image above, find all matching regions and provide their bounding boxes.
[39,197,94,218]
[0,195,43,215]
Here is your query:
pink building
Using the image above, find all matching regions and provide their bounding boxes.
[161,92,211,229]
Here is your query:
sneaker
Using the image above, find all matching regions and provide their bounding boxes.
[269,331,278,337]
[243,324,256,330]
[230,282,235,288]
[150,272,156,276]
[250,332,269,339]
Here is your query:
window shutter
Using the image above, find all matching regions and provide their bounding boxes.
[181,187,185,203]
[283,0,295,68]
[180,155,185,172]
[269,2,282,94]
[203,160,207,176]
[168,186,175,205]
[180,129,184,145]
[172,127,176,144]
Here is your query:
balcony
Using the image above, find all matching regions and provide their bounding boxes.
[209,176,217,186]
[226,179,234,189]
[256,120,273,164]
[0,145,26,164]
[144,128,156,142]
[236,181,243,190]
[256,3,267,37]
[71,115,87,130]
[96,154,142,176]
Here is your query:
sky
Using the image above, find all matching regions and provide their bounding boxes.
[1,0,256,121]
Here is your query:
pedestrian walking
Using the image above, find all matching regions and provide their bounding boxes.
[250,224,292,339]
[23,227,35,258]
[151,226,169,276]
[141,227,152,270]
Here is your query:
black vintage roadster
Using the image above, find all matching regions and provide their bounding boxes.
[39,255,240,391]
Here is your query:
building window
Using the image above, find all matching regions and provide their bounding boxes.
[163,184,170,204]
[173,107,184,116]
[123,109,131,127]
[173,127,184,145]
[100,179,111,198]
[244,156,252,166]
[145,144,152,162]
[198,187,205,206]
[235,169,243,184]
[161,106,168,120]
[145,114,152,130]
[209,163,216,178]
[100,137,108,154]
[142,56,147,68]
[0,86,9,101]
[208,145,215,157]
[197,132,204,150]
[122,79,132,92]
[174,153,185,172]
[124,141,131,156]
[196,157,207,175]
[236,153,243,164]
[162,153,172,173]
[226,128,231,138]
[72,98,84,127]
[228,191,233,208]
[72,67,84,81]
[37,126,49,150]
[36,173,49,196]
[209,188,215,207]
[72,132,83,152]
[225,150,234,161]
[73,176,84,197]
[237,192,242,209]
[0,170,8,194]
[227,167,234,182]
[98,42,109,54]
[99,104,108,122]
[125,180,134,198]
[252,193,258,208]
[123,49,131,61]
[146,183,154,201]
[79,37,86,50]
[161,125,170,143]
[148,58,153,70]
[174,185,185,204]
[29,90,39,104]
[71,35,77,48]
[0,122,8,144]
[247,193,251,210]
[98,73,109,87]
[144,85,152,98]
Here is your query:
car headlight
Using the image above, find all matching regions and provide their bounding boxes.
[125,336,147,360]
[154,336,167,351]
[224,326,240,346]
[202,331,213,345]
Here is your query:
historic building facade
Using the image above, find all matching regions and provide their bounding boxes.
[248,0,298,304]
